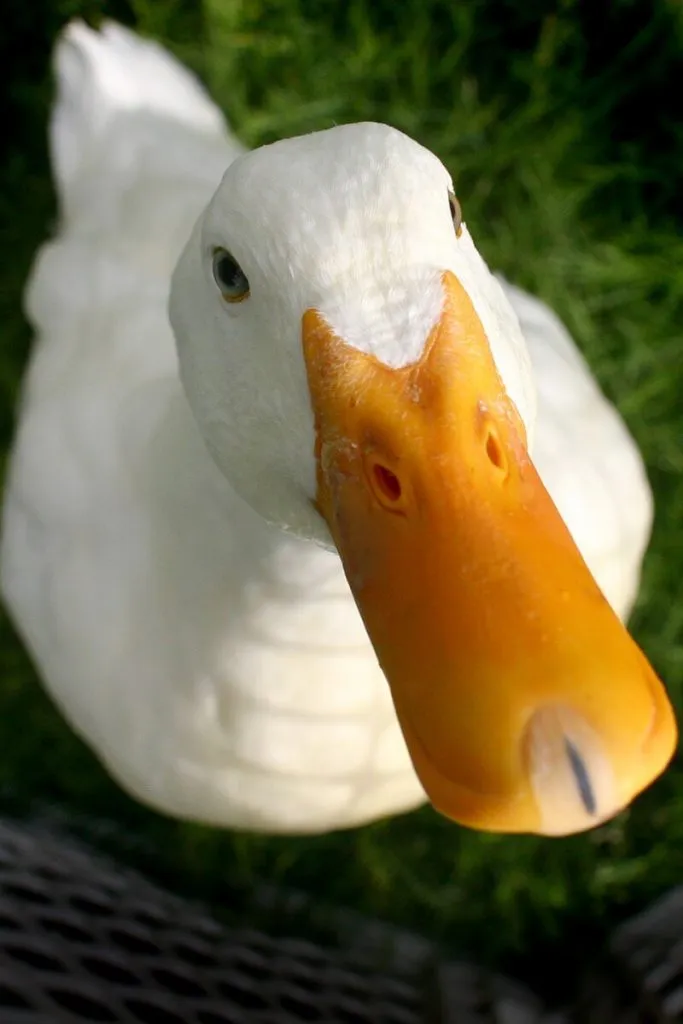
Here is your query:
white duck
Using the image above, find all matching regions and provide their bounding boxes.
[1,21,675,838]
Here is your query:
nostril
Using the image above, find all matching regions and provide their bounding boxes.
[373,463,402,503]
[362,450,407,513]
[485,429,506,471]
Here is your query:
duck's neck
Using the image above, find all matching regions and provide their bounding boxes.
[146,385,372,659]
[100,380,414,831]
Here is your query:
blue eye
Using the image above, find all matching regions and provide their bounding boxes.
[212,248,250,302]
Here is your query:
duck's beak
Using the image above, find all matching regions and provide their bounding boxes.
[301,270,676,836]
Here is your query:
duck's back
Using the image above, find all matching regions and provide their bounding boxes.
[500,280,653,618]
[18,20,237,434]
[0,23,237,801]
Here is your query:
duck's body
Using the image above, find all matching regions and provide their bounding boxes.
[1,22,669,835]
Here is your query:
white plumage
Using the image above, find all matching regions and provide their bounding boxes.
[1,21,654,833]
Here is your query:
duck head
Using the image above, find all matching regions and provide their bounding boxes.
[170,122,676,836]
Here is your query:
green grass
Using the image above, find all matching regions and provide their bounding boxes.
[3,0,683,1004]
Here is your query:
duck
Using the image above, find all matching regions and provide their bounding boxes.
[0,19,676,838]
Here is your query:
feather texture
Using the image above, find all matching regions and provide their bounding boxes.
[1,21,654,833]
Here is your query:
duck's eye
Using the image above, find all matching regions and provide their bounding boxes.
[212,248,250,302]
[448,191,463,238]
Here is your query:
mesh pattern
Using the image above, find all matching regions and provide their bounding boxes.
[577,887,683,1023]
[0,818,547,1024]
[610,887,683,1022]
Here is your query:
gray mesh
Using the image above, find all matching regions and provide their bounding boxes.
[0,818,549,1023]
[577,886,683,1023]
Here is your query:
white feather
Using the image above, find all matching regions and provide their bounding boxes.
[0,20,654,833]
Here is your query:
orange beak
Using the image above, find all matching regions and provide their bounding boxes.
[301,270,676,836]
